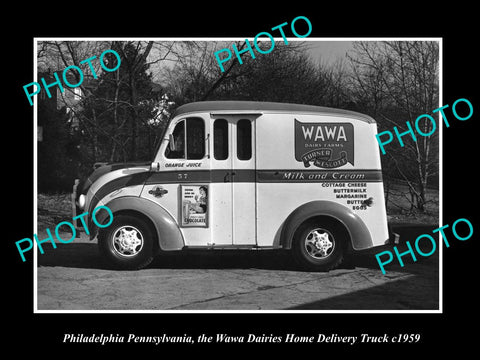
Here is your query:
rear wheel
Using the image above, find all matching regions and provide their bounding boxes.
[98,214,155,270]
[292,218,347,271]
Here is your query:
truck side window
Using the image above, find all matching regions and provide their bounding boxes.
[165,117,205,160]
[186,118,205,160]
[237,119,252,160]
[214,119,228,160]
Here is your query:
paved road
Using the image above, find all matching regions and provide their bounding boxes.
[36,224,439,311]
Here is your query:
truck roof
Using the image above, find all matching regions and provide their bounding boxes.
[172,101,376,124]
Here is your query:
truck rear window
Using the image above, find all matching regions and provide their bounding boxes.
[237,119,252,160]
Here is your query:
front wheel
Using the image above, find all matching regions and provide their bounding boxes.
[98,214,155,270]
[292,219,347,272]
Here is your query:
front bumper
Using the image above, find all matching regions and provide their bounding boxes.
[71,179,81,237]
[385,221,400,245]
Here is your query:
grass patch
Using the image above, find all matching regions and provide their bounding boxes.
[37,193,73,229]
[385,182,439,225]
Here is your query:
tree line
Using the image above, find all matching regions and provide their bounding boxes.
[37,40,439,215]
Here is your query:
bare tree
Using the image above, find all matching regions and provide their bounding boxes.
[348,41,439,212]
[38,40,112,162]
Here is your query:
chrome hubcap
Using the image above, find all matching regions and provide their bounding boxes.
[304,228,334,259]
[112,226,143,257]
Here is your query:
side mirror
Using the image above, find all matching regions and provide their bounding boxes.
[169,133,176,151]
[150,162,160,172]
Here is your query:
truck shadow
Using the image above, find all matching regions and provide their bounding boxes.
[37,223,439,273]
[36,243,299,271]
[35,243,435,274]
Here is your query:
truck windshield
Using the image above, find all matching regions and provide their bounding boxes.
[165,117,205,160]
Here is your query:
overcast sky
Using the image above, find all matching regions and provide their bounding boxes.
[303,40,354,65]
[146,39,357,84]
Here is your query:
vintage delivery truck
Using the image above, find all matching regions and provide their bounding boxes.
[72,101,390,271]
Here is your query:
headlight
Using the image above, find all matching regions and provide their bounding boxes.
[78,194,86,210]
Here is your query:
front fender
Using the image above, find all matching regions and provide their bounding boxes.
[92,196,184,251]
[280,200,373,251]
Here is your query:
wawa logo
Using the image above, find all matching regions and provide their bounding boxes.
[294,119,354,168]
